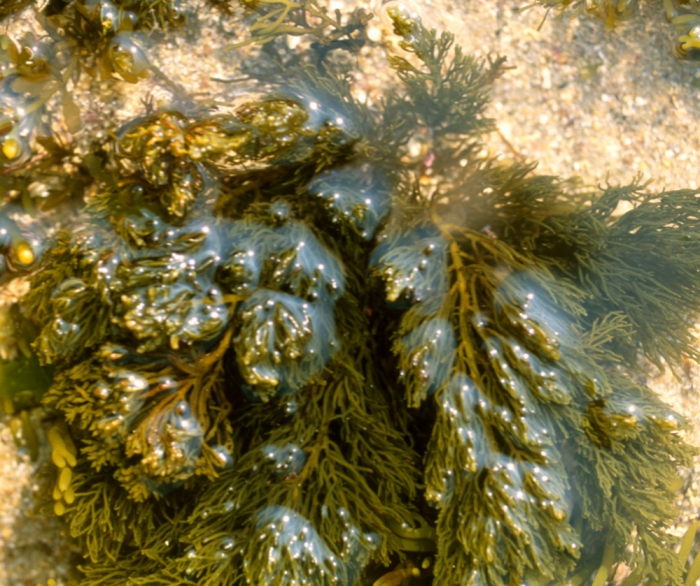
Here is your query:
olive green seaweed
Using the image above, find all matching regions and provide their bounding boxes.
[1,1,700,585]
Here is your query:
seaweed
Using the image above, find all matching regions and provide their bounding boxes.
[1,1,700,585]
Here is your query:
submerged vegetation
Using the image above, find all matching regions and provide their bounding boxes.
[2,0,700,585]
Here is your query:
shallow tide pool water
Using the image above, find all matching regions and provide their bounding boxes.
[3,1,700,585]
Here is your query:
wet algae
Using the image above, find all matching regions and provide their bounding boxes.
[1,1,700,585]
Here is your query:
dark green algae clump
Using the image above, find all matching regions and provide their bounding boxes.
[2,2,700,586]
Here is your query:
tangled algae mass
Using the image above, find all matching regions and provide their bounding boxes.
[3,0,700,585]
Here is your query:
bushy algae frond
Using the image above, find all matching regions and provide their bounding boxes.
[1,1,700,585]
